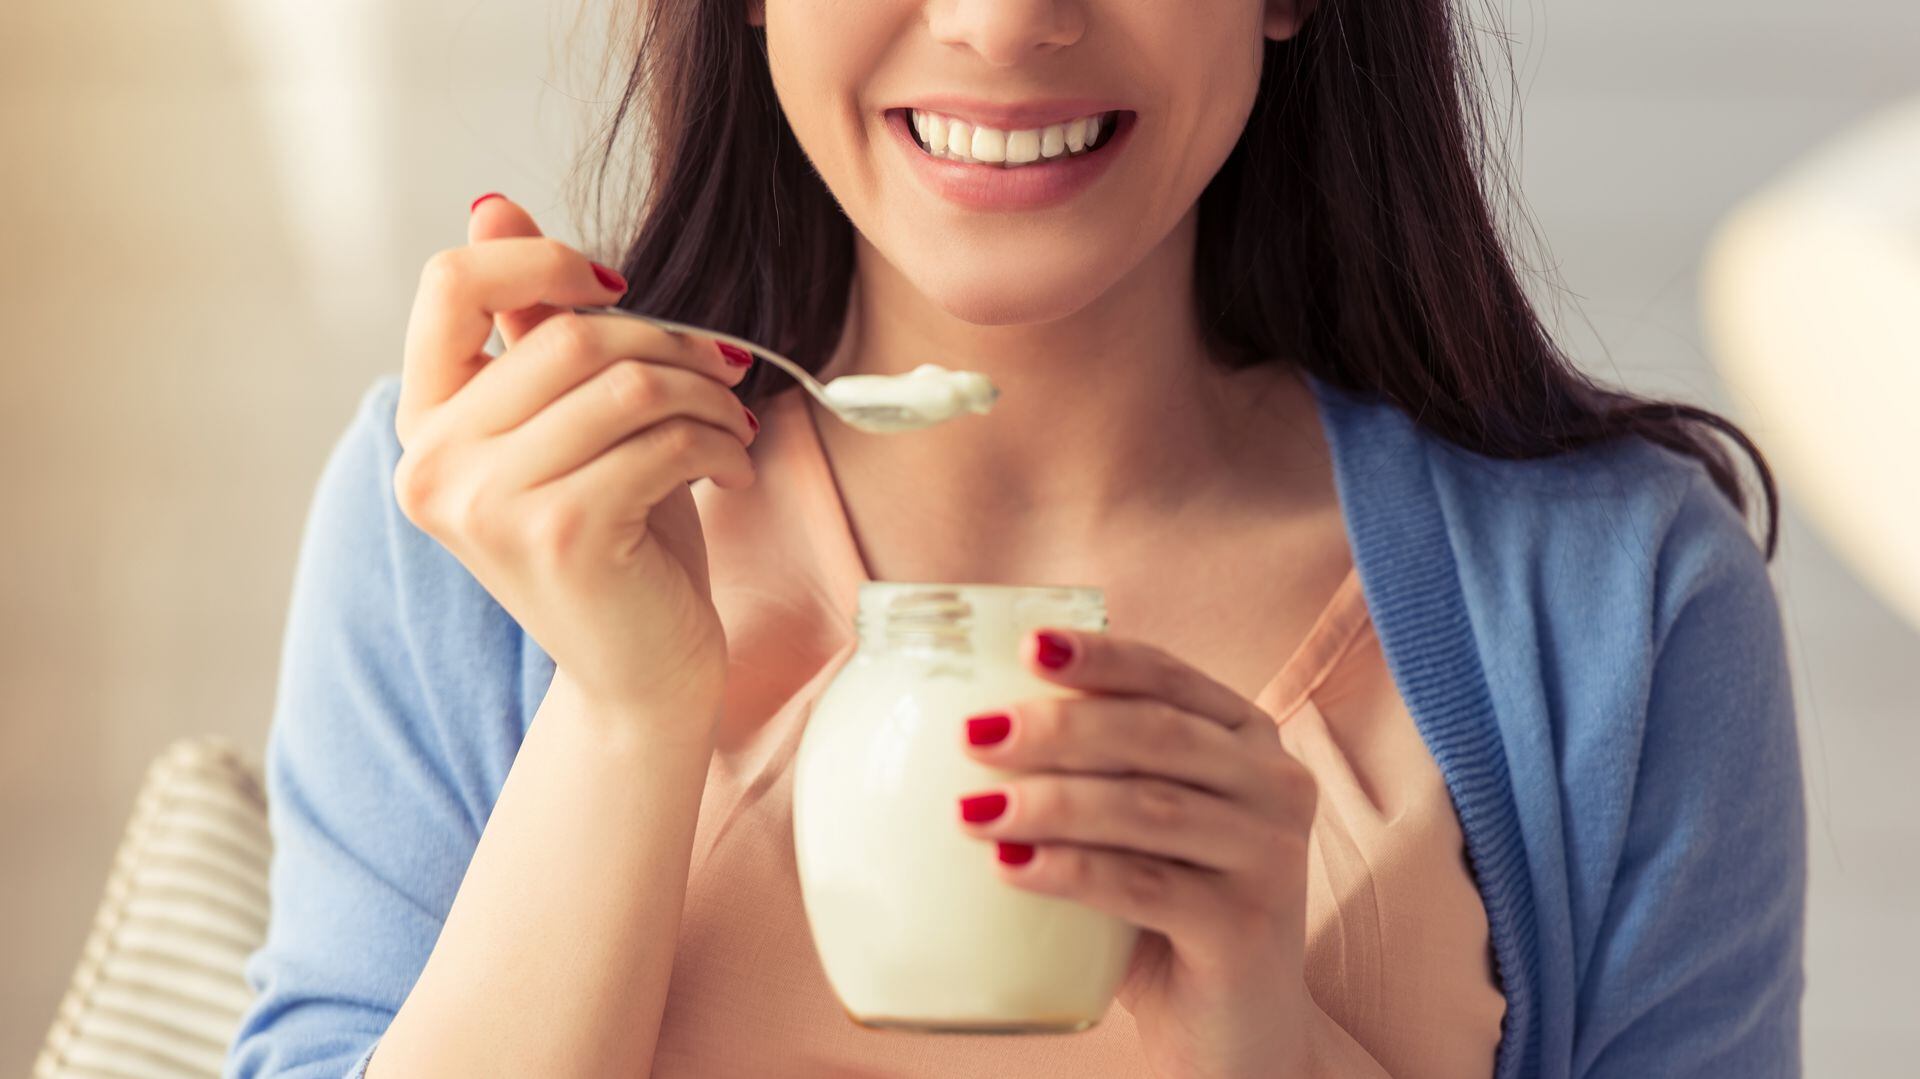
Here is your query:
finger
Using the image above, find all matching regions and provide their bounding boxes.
[958,774,1264,874]
[1022,630,1270,732]
[493,359,757,489]
[467,192,591,350]
[962,697,1255,800]
[537,418,757,542]
[399,235,625,429]
[991,840,1227,945]
[444,311,753,438]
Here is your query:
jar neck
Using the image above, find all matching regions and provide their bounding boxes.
[854,583,1107,658]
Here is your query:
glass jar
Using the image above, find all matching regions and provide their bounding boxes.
[793,582,1138,1034]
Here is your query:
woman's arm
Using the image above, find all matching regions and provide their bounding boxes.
[366,675,713,1077]
[225,376,718,1077]
[1571,472,1807,1076]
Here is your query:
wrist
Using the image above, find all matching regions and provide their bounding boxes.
[542,667,723,755]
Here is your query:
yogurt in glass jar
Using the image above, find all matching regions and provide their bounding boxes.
[793,582,1138,1033]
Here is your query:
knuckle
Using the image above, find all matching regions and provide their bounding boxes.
[1060,847,1099,890]
[1021,698,1067,747]
[391,450,435,521]
[600,359,655,413]
[1135,781,1188,832]
[544,311,598,360]
[655,418,704,460]
[1034,701,1096,770]
[1149,649,1189,690]
[1026,780,1072,827]
[539,237,578,279]
[1120,856,1172,908]
[523,498,586,561]
[418,248,467,296]
[445,481,498,546]
[392,407,417,451]
[1241,712,1283,749]
[1277,753,1319,810]
[1266,761,1319,828]
[1148,703,1197,756]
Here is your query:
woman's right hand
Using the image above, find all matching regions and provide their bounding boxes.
[391,195,759,729]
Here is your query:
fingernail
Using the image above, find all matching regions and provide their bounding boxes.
[997,842,1035,866]
[1034,631,1074,670]
[717,342,754,367]
[469,191,505,214]
[591,262,627,293]
[966,713,1011,746]
[743,406,760,434]
[958,792,1007,823]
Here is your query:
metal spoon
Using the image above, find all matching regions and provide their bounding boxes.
[569,304,994,434]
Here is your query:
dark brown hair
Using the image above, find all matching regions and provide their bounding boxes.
[570,0,1778,558]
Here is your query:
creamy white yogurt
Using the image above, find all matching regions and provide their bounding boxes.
[820,363,999,432]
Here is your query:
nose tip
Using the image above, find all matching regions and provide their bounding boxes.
[928,0,1086,65]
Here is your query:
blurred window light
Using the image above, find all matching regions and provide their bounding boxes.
[223,0,392,323]
[1702,96,1920,630]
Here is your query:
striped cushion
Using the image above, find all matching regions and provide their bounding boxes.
[34,736,270,1079]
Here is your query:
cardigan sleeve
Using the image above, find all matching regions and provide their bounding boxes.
[1570,470,1807,1076]
[225,376,502,1078]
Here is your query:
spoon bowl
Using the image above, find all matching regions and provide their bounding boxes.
[569,305,995,433]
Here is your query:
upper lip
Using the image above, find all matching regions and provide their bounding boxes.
[892,97,1129,131]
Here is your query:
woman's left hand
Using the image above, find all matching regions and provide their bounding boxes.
[956,627,1320,1079]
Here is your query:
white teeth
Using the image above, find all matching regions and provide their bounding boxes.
[1064,117,1087,153]
[969,125,1006,163]
[1006,128,1040,164]
[907,109,1114,167]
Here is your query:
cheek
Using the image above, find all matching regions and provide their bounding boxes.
[763,2,893,179]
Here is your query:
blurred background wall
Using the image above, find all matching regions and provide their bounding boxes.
[2,0,1914,1073]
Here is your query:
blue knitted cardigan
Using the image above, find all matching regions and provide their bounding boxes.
[226,374,1806,1078]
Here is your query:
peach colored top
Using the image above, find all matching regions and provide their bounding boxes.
[658,389,1506,1077]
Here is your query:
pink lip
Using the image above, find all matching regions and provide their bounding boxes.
[887,108,1134,213]
[893,96,1130,131]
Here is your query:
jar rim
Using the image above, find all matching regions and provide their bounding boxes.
[855,580,1105,601]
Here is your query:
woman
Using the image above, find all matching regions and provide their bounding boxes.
[227,1,1805,1077]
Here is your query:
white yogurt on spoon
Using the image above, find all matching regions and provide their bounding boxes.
[821,364,1000,433]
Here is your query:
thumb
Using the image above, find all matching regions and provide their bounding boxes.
[467,192,609,349]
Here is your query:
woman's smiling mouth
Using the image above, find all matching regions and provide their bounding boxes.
[902,108,1123,167]
[884,106,1136,212]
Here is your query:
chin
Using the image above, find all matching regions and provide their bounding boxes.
[902,252,1123,327]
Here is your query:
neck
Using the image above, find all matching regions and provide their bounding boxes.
[808,208,1330,577]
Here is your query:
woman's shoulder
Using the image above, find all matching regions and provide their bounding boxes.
[280,374,549,802]
[315,373,508,621]
[1311,375,1769,631]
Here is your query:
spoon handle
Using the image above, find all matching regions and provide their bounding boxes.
[568,305,832,403]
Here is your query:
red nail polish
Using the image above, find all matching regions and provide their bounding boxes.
[591,262,627,293]
[997,842,1035,866]
[469,191,505,213]
[743,406,760,434]
[959,792,1007,823]
[1034,631,1074,670]
[717,342,754,367]
[966,713,1011,746]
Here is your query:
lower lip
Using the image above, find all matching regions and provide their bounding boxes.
[887,109,1134,212]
